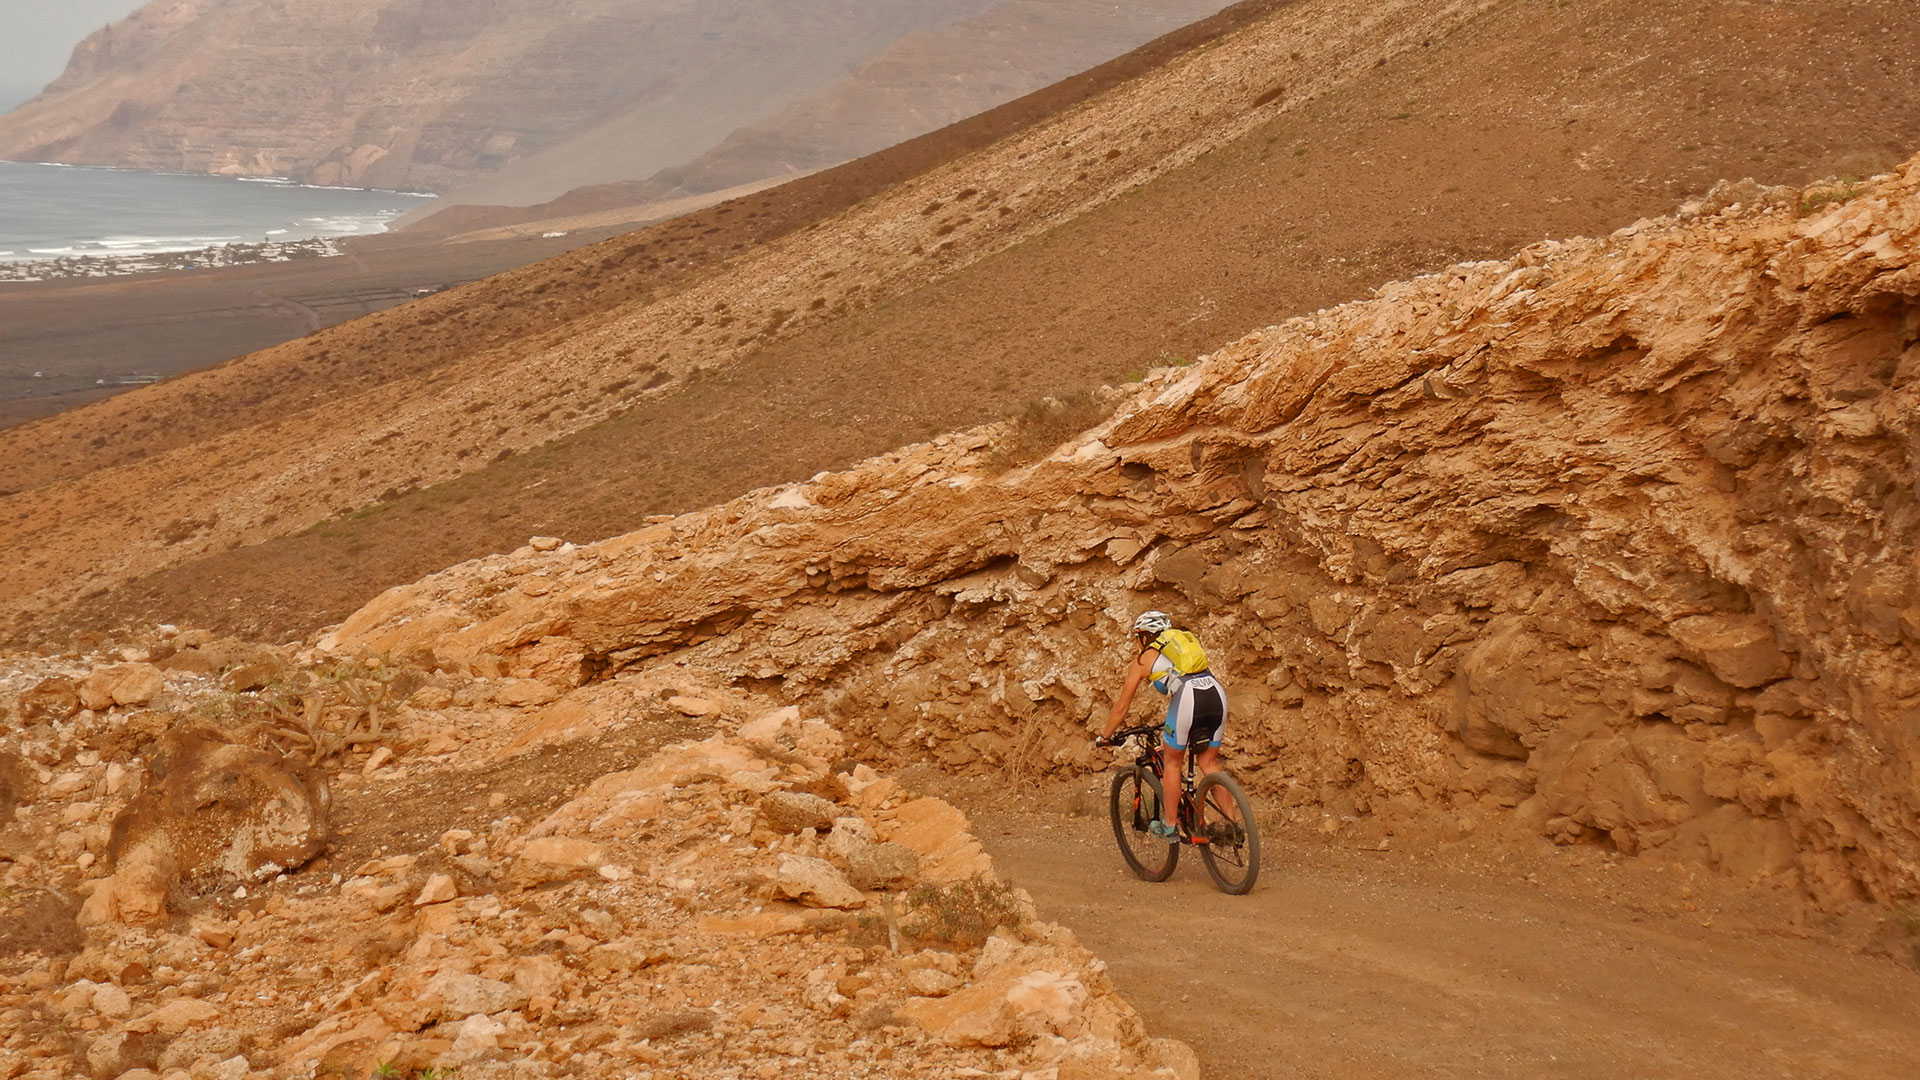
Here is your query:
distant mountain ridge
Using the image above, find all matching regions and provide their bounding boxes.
[0,0,1232,202]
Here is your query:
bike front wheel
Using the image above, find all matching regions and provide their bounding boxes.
[1109,765,1178,882]
[1195,772,1260,894]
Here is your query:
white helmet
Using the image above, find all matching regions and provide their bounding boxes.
[1132,610,1172,635]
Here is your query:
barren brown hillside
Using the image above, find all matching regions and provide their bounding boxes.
[7,0,1920,644]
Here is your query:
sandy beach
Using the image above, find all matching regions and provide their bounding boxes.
[0,224,630,429]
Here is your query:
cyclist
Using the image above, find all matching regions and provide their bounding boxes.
[1096,610,1230,840]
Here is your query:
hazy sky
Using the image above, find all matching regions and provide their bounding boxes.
[0,0,149,107]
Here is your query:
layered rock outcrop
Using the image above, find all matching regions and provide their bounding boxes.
[329,161,1920,909]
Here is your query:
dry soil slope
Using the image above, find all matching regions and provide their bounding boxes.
[327,154,1920,917]
[9,0,1920,642]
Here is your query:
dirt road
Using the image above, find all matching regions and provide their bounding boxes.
[956,796,1920,1080]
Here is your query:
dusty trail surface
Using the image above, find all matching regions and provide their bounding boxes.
[956,796,1920,1080]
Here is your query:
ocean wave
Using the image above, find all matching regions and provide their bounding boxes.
[95,235,244,249]
[298,214,402,235]
[0,161,431,263]
[279,182,438,197]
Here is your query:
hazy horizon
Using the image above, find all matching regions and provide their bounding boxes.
[0,0,149,112]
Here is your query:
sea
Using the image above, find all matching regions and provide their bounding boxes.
[0,160,436,264]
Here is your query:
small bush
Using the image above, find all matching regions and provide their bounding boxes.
[900,877,1025,950]
[1798,179,1863,216]
[199,655,437,767]
[991,389,1112,469]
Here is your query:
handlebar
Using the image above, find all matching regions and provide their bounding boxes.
[1105,724,1161,745]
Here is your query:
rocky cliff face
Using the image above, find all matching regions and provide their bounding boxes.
[327,161,1920,911]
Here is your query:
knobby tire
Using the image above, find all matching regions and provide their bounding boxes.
[1196,772,1260,894]
[1109,765,1177,882]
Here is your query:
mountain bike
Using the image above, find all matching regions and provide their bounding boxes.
[1104,723,1260,894]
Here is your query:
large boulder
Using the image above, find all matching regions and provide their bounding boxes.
[18,676,80,723]
[1668,614,1791,689]
[86,731,328,925]
[758,791,838,834]
[774,855,866,909]
[77,663,167,710]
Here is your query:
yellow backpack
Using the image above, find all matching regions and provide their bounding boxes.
[1149,629,1209,674]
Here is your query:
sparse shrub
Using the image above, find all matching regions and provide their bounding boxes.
[197,655,435,767]
[900,876,1025,950]
[1798,179,1864,216]
[989,389,1113,469]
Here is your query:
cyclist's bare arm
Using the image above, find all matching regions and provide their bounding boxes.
[1100,648,1159,741]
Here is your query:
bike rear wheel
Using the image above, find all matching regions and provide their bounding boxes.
[1109,765,1177,882]
[1195,772,1260,894]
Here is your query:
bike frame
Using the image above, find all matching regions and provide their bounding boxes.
[1117,724,1209,845]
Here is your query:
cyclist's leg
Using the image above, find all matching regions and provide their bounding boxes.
[1160,690,1191,832]
[1196,746,1238,820]
[1192,684,1237,820]
[1160,744,1186,831]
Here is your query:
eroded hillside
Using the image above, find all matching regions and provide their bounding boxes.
[325,159,1920,911]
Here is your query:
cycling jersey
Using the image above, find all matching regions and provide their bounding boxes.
[1145,630,1225,750]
